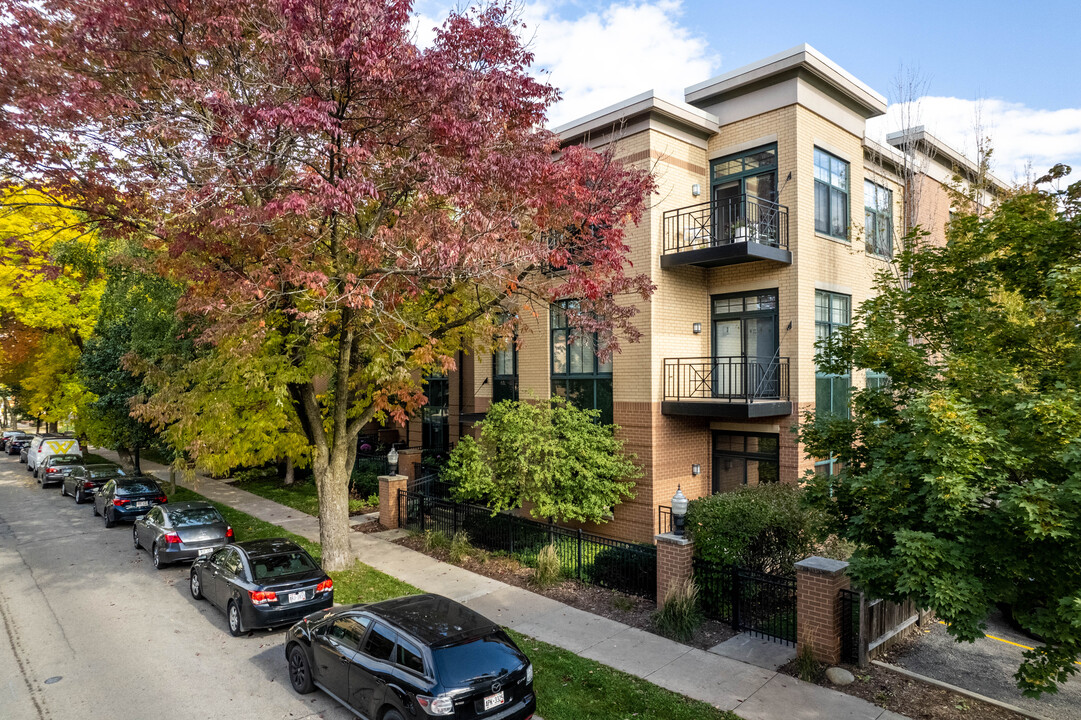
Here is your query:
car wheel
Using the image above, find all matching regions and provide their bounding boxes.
[92,501,100,516]
[190,570,203,600]
[382,710,405,720]
[104,508,115,528]
[287,645,315,694]
[152,543,165,570]
[227,601,244,637]
[133,526,141,549]
[75,488,84,504]
[59,483,66,497]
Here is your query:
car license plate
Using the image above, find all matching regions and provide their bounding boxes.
[135,500,148,508]
[287,591,306,603]
[483,692,504,711]
[198,548,213,556]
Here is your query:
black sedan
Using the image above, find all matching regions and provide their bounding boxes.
[37,453,83,486]
[60,463,126,503]
[133,501,234,569]
[93,477,167,527]
[190,539,333,637]
[285,594,536,720]
[10,435,32,459]
[0,430,22,451]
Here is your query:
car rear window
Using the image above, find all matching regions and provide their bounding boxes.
[50,455,82,465]
[431,631,522,687]
[117,481,161,495]
[169,508,224,528]
[89,467,124,478]
[249,551,317,580]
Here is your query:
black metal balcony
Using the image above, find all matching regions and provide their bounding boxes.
[661,356,791,418]
[661,195,791,268]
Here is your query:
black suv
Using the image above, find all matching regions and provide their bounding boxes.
[285,594,535,720]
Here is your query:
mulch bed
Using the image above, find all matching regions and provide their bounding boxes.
[392,533,736,652]
[777,633,1026,720]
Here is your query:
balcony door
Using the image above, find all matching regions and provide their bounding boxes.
[711,291,779,399]
[711,144,779,245]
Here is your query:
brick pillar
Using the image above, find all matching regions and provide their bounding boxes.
[378,474,408,529]
[655,533,694,608]
[795,556,851,665]
[398,447,422,483]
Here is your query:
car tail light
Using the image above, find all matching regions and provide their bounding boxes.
[83,482,95,489]
[225,527,234,540]
[417,694,455,715]
[249,590,277,605]
[163,533,181,544]
[113,498,130,506]
[46,467,58,473]
[315,578,333,593]
[156,495,168,503]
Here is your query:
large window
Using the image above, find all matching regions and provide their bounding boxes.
[712,431,779,494]
[814,148,849,240]
[815,290,851,476]
[421,374,449,452]
[550,300,613,425]
[493,341,518,404]
[864,180,894,258]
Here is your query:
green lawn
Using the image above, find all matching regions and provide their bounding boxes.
[230,475,372,516]
[169,487,738,720]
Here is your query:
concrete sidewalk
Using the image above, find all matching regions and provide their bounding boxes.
[97,448,906,720]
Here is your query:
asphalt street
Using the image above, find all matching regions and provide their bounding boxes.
[0,453,353,720]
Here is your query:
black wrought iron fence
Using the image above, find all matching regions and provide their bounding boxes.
[398,489,657,599]
[662,195,789,254]
[408,472,456,500]
[692,558,797,645]
[662,356,790,402]
[657,505,672,535]
[839,588,861,664]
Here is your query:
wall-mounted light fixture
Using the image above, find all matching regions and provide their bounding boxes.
[691,183,701,197]
[692,322,702,334]
[691,463,701,476]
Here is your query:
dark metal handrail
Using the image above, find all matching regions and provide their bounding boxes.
[663,356,790,402]
[662,194,789,254]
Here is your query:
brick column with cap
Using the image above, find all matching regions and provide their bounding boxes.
[398,447,422,483]
[378,474,409,530]
[795,556,851,664]
[655,532,694,608]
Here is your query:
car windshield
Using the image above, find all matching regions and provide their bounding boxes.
[117,481,160,495]
[50,455,82,465]
[431,632,522,687]
[88,467,123,478]
[250,552,317,580]
[169,508,224,528]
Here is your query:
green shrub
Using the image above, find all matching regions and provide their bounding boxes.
[448,531,473,564]
[533,544,562,587]
[795,643,822,682]
[350,456,386,498]
[423,530,450,551]
[232,465,278,484]
[652,579,702,642]
[686,483,828,575]
[584,544,656,592]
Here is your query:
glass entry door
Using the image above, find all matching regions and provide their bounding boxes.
[711,291,779,399]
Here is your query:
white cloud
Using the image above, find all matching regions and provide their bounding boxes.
[867,97,1081,185]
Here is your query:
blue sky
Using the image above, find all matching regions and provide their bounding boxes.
[413,0,1081,183]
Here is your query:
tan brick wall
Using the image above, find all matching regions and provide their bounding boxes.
[378,474,408,530]
[656,534,695,607]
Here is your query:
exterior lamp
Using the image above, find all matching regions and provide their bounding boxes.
[692,322,702,334]
[671,485,689,537]
[691,463,701,476]
[387,446,399,476]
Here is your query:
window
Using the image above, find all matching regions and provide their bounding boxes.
[362,623,397,661]
[865,371,890,390]
[864,180,894,257]
[712,431,780,493]
[396,637,425,675]
[421,373,449,452]
[493,341,518,404]
[814,149,849,239]
[328,617,370,651]
[550,300,613,425]
[815,290,851,476]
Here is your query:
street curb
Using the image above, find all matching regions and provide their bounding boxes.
[871,660,1050,720]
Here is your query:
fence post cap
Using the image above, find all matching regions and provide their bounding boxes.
[795,556,849,575]
[655,532,693,546]
[377,474,408,483]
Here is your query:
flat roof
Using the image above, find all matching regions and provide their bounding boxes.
[887,126,1010,191]
[684,43,887,118]
[551,90,719,143]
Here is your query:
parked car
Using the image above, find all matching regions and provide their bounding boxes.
[189,539,333,637]
[133,502,234,570]
[6,434,33,457]
[29,435,82,477]
[284,594,535,720]
[37,454,83,487]
[61,463,126,503]
[19,442,31,463]
[0,430,23,451]
[93,477,167,528]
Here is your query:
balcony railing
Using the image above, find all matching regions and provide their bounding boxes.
[663,356,790,412]
[661,195,790,268]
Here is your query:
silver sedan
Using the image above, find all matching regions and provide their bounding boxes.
[133,501,234,569]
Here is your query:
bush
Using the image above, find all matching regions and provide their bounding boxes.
[448,531,473,564]
[584,544,657,593]
[231,465,278,484]
[533,544,562,588]
[686,483,828,575]
[350,455,385,498]
[652,579,703,642]
[423,530,450,551]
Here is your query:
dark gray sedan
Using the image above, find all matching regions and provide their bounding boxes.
[60,463,126,503]
[133,502,234,570]
[37,454,83,486]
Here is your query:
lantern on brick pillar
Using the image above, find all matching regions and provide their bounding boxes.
[387,446,399,476]
[671,485,689,536]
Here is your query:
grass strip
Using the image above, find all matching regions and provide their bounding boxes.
[230,475,370,515]
[169,487,738,720]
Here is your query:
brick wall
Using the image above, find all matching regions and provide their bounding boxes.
[656,533,695,607]
[795,556,851,664]
[377,474,408,530]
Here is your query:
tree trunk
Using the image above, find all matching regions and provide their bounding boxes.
[133,446,142,474]
[313,445,354,571]
[283,456,295,486]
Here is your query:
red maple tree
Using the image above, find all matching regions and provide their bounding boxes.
[0,0,654,568]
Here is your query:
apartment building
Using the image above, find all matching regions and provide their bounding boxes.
[399,44,1005,544]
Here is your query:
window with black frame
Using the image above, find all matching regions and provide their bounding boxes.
[550,300,613,425]
[493,337,518,405]
[864,180,894,258]
[421,373,449,452]
[712,431,780,493]
[814,148,849,240]
[814,290,851,476]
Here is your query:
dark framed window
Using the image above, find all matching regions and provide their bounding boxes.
[550,300,613,425]
[421,374,449,452]
[814,148,849,239]
[815,290,851,476]
[712,431,780,494]
[865,370,890,390]
[864,180,894,258]
[493,341,518,405]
